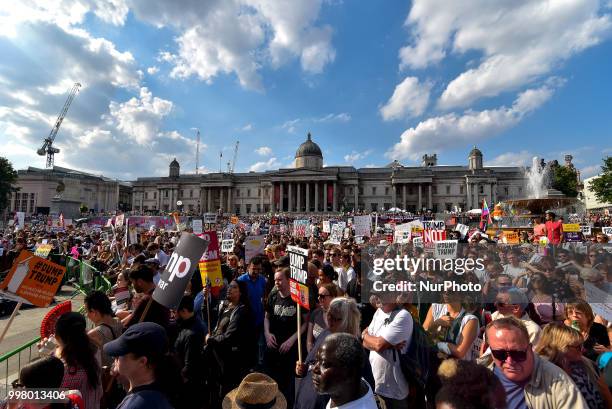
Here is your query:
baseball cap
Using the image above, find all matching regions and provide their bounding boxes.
[104,322,168,357]
[273,255,290,268]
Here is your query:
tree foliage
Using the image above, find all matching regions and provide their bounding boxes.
[0,157,18,213]
[588,156,612,203]
[551,163,579,197]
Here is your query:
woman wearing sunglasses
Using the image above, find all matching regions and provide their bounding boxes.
[306,283,339,353]
[535,323,612,409]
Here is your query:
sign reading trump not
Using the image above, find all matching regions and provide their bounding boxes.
[153,233,209,309]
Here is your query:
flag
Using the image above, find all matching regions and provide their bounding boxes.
[479,199,492,230]
[124,218,129,247]
[59,213,64,228]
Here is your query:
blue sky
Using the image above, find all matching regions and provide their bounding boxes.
[1,0,611,180]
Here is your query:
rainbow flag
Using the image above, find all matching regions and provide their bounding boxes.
[479,199,493,230]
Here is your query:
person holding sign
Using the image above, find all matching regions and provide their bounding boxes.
[125,264,170,330]
[264,267,308,409]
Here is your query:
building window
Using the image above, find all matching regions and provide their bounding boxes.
[459,203,465,211]
[15,195,20,211]
[371,203,378,212]
[165,190,168,198]
[432,186,437,194]
[236,189,240,197]
[246,204,252,214]
[446,202,452,211]
[235,205,241,215]
[154,192,157,199]
[350,187,354,195]
[446,186,450,195]
[518,187,522,195]
[257,204,261,213]
[30,193,35,213]
[144,205,148,211]
[190,190,194,198]
[372,187,377,195]
[384,203,391,210]
[188,204,194,211]
[408,187,413,195]
[504,187,509,196]
[432,204,438,212]
[247,189,251,197]
[479,185,484,194]
[385,187,389,195]
[460,185,464,195]
[359,187,363,195]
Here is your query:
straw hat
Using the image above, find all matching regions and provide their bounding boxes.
[222,373,286,409]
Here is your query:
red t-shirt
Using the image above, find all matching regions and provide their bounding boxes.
[545,220,563,244]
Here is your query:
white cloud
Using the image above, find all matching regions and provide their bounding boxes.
[249,157,281,172]
[281,118,300,133]
[398,0,612,109]
[314,112,351,123]
[129,0,336,90]
[485,151,536,167]
[380,76,431,120]
[255,146,272,156]
[581,165,601,178]
[344,149,372,164]
[241,123,253,131]
[387,83,556,161]
[108,87,173,145]
[146,66,159,75]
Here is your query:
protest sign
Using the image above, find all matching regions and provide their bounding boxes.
[204,214,218,224]
[115,214,125,227]
[580,225,592,236]
[454,223,469,238]
[153,233,209,310]
[355,236,364,244]
[413,236,423,248]
[564,232,582,242]
[503,231,520,244]
[34,244,53,258]
[353,215,372,237]
[585,282,612,323]
[322,221,331,233]
[329,224,343,244]
[563,224,580,233]
[128,222,138,245]
[230,216,239,225]
[192,219,203,234]
[16,212,25,229]
[422,220,445,230]
[293,220,310,238]
[245,236,265,263]
[423,229,446,244]
[287,245,309,363]
[343,228,350,239]
[394,223,411,244]
[602,227,612,238]
[0,251,66,307]
[198,231,223,291]
[221,239,234,253]
[434,240,458,259]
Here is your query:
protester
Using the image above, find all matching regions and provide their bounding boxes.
[104,322,178,409]
[565,302,611,362]
[486,317,587,409]
[535,323,612,409]
[84,290,124,369]
[125,264,170,329]
[312,333,378,409]
[307,283,339,352]
[237,255,267,363]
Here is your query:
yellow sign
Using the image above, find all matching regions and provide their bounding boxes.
[504,231,520,244]
[562,224,580,233]
[230,216,239,224]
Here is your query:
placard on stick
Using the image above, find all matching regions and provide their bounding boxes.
[287,245,309,310]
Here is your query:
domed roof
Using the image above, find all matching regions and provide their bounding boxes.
[295,132,322,158]
[469,146,482,157]
[170,157,180,167]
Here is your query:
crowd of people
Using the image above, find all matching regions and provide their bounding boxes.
[0,209,611,409]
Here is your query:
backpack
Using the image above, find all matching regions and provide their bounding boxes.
[388,309,441,407]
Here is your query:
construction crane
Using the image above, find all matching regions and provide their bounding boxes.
[193,128,200,174]
[37,82,81,168]
[230,141,239,174]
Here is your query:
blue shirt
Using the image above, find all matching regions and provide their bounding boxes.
[237,272,266,326]
[493,365,528,409]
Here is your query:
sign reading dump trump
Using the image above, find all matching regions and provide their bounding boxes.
[0,251,66,307]
[153,233,209,310]
[288,245,309,309]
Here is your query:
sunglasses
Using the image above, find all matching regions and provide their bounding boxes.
[491,349,528,362]
[318,294,331,299]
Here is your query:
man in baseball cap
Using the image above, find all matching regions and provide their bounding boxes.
[104,322,175,409]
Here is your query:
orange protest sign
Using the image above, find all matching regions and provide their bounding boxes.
[230,216,239,225]
[504,231,520,244]
[0,251,66,307]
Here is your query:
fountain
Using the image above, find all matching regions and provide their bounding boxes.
[503,156,578,216]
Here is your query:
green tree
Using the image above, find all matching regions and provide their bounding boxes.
[551,163,579,197]
[588,156,612,203]
[0,157,18,213]
[80,204,88,214]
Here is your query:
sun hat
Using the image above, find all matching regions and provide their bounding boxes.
[222,372,286,409]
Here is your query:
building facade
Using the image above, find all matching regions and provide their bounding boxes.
[581,175,611,211]
[9,166,132,217]
[131,133,527,215]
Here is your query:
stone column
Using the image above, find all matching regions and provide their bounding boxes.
[315,183,319,212]
[297,183,302,213]
[473,183,478,208]
[466,182,471,209]
[219,188,224,214]
[490,183,495,204]
[402,185,407,210]
[332,182,337,212]
[206,189,210,212]
[279,182,284,212]
[354,185,358,212]
[260,186,264,213]
[270,184,275,213]
[158,189,161,211]
[306,183,310,213]
[323,182,328,213]
[227,187,231,213]
[288,183,293,212]
[392,185,397,208]
[428,184,432,210]
[418,184,422,210]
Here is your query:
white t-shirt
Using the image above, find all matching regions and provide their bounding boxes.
[502,262,526,278]
[431,303,479,361]
[338,267,356,292]
[367,308,413,400]
[326,380,378,409]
